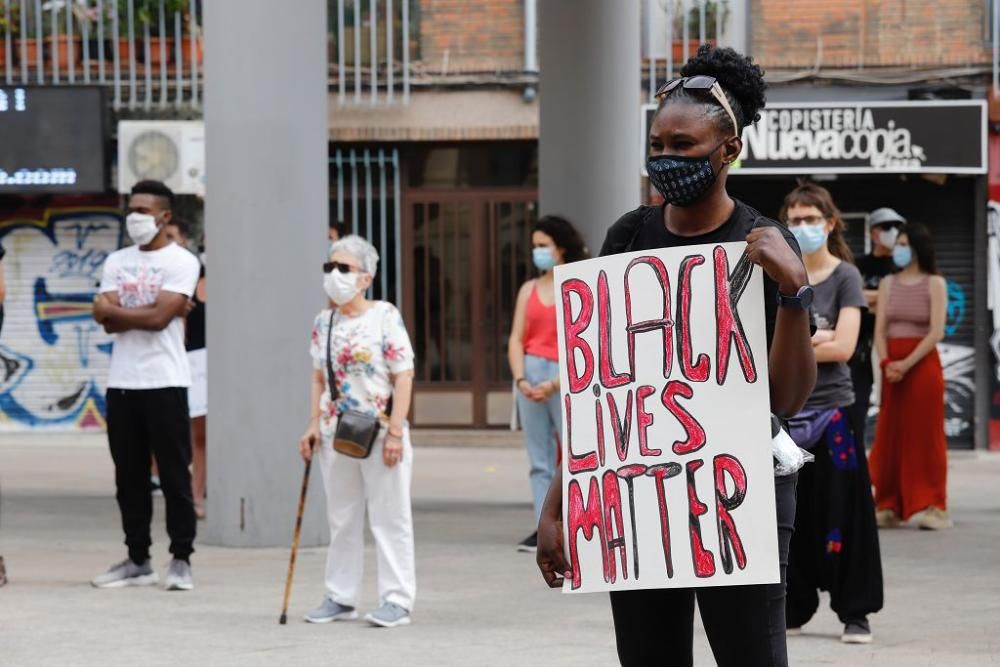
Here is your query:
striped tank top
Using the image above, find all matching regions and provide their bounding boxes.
[886,276,931,338]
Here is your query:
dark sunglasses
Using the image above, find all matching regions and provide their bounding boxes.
[323,261,359,274]
[654,75,740,135]
[654,75,718,97]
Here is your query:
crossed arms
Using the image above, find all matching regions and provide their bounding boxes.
[93,291,191,334]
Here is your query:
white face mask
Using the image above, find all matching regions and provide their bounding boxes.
[324,269,361,305]
[126,212,160,246]
[876,227,899,250]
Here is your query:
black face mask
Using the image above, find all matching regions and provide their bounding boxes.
[646,142,727,207]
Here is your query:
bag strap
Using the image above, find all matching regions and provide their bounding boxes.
[325,306,394,420]
[325,309,340,403]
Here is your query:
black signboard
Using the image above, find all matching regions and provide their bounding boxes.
[0,86,108,193]
[733,101,986,175]
[641,100,987,176]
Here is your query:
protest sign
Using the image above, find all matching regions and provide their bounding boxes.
[555,242,779,594]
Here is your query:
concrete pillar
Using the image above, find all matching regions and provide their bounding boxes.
[724,0,749,53]
[538,0,641,254]
[202,1,329,546]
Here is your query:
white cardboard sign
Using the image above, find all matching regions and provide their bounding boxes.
[555,242,779,594]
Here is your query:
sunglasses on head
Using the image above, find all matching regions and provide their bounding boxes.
[654,75,741,137]
[323,261,359,274]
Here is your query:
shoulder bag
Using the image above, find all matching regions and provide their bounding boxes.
[325,310,382,458]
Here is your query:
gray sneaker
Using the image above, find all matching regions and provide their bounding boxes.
[163,559,194,591]
[91,558,159,589]
[304,597,358,623]
[365,601,411,628]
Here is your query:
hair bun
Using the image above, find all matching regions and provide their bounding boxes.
[680,45,766,128]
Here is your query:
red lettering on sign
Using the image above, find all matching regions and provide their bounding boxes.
[598,271,632,388]
[606,390,634,462]
[565,394,598,474]
[625,256,673,380]
[617,464,648,580]
[636,385,662,457]
[714,454,749,574]
[567,475,608,590]
[647,463,682,578]
[661,380,707,456]
[686,459,717,578]
[561,278,595,394]
[602,470,627,583]
[713,246,757,385]
[677,254,711,383]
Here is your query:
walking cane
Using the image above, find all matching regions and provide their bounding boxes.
[279,457,312,624]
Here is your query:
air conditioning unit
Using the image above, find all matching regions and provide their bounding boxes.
[117,120,205,195]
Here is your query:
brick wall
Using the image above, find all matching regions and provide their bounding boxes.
[752,0,990,69]
[418,0,524,72]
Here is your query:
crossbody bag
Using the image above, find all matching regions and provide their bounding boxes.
[325,310,384,458]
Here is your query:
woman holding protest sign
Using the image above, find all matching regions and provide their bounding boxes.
[780,183,883,645]
[508,216,589,552]
[535,46,816,667]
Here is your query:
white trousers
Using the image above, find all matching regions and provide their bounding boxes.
[317,427,416,611]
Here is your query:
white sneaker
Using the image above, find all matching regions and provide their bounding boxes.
[91,558,159,589]
[164,559,194,591]
[365,602,411,628]
[304,597,358,623]
[875,509,900,529]
[918,506,953,530]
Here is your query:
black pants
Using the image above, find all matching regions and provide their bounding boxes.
[786,409,883,627]
[846,369,873,447]
[610,473,797,667]
[107,388,195,563]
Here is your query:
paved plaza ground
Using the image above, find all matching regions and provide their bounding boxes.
[1,434,998,666]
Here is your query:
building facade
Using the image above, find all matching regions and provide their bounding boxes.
[2,0,999,450]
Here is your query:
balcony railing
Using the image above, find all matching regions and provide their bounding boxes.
[328,0,415,107]
[0,0,203,112]
[643,0,726,101]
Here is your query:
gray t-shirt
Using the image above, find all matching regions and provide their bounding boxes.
[806,261,867,409]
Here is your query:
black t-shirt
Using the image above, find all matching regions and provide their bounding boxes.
[851,253,898,382]
[599,199,803,350]
[185,265,206,352]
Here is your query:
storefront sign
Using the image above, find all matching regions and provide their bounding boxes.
[554,243,779,594]
[641,100,987,176]
[0,86,108,193]
[733,101,986,175]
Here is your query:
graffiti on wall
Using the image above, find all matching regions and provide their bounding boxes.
[941,280,974,439]
[0,206,123,430]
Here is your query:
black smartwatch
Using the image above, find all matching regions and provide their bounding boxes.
[776,285,814,310]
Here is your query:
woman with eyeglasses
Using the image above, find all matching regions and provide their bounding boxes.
[507,215,588,553]
[869,224,950,530]
[298,235,417,628]
[535,46,816,667]
[780,183,883,645]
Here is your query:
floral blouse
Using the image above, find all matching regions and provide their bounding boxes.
[310,302,415,438]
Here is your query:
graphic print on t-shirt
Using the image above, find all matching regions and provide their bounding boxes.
[115,264,166,308]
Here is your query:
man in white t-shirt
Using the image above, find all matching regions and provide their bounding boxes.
[90,180,201,592]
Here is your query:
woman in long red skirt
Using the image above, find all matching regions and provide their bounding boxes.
[869,223,950,530]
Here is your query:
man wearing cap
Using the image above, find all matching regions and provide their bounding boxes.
[848,207,906,444]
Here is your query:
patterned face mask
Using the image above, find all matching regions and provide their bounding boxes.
[646,142,726,207]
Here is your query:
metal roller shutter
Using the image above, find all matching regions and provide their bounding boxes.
[731,174,978,448]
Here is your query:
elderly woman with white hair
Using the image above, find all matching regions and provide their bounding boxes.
[299,234,417,628]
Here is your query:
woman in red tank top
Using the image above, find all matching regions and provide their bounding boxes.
[870,223,950,530]
[507,216,588,552]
